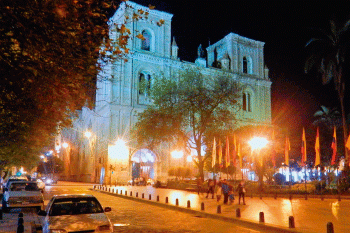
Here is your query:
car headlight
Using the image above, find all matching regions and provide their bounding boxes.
[49,230,67,233]
[45,179,53,184]
[96,224,112,232]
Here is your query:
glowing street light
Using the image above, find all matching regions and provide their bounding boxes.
[248,137,268,151]
[84,131,92,138]
[171,150,183,159]
[62,142,69,148]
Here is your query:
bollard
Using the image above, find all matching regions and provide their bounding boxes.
[289,194,292,200]
[236,208,241,218]
[125,191,127,196]
[130,191,132,196]
[157,195,159,202]
[142,193,144,199]
[201,202,205,211]
[149,194,151,200]
[116,189,118,194]
[187,200,191,208]
[338,195,341,202]
[109,188,111,192]
[136,192,138,198]
[305,194,308,200]
[289,216,295,228]
[17,213,24,233]
[321,194,324,201]
[120,190,122,195]
[176,199,179,206]
[217,205,221,214]
[274,193,277,199]
[327,222,334,233]
[259,212,265,223]
[165,197,168,204]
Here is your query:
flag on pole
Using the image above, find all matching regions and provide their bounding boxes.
[238,142,242,168]
[232,134,237,167]
[272,130,276,167]
[346,134,350,150]
[285,136,290,166]
[331,127,337,165]
[315,127,321,166]
[301,128,307,165]
[225,136,230,167]
[212,137,216,168]
[218,139,222,167]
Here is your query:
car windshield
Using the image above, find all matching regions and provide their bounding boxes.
[10,182,39,191]
[49,198,104,216]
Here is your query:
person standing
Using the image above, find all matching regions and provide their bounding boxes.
[237,181,246,205]
[221,179,230,204]
[206,179,215,199]
[215,180,222,202]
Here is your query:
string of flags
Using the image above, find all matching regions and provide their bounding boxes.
[211,126,349,170]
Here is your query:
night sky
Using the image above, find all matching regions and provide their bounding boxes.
[128,0,350,136]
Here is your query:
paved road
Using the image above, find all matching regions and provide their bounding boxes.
[0,182,270,233]
[96,184,350,233]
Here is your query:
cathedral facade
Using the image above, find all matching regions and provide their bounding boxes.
[60,1,271,184]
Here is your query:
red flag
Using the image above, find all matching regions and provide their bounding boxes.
[331,127,337,165]
[315,127,320,166]
[225,136,230,167]
[212,138,216,168]
[232,135,237,167]
[301,128,307,165]
[272,130,276,167]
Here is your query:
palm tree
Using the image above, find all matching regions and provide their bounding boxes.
[313,105,341,129]
[305,19,350,166]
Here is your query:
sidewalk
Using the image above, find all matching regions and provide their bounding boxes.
[93,185,350,233]
[0,210,41,233]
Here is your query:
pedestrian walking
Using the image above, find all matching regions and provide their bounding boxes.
[237,181,246,205]
[206,179,215,199]
[215,181,222,202]
[228,184,235,204]
[221,179,230,204]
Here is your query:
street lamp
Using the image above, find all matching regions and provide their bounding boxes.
[249,137,268,191]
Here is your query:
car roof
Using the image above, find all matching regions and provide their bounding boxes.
[52,194,95,199]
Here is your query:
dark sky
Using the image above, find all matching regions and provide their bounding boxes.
[129,0,350,136]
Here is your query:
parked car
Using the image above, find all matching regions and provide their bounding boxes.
[2,176,29,192]
[2,181,44,212]
[39,194,113,233]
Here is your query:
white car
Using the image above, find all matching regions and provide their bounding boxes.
[39,194,113,233]
[2,181,44,212]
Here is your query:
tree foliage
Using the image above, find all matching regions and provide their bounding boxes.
[305,19,350,165]
[132,67,241,180]
[0,0,156,168]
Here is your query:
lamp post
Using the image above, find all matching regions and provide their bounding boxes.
[249,137,268,192]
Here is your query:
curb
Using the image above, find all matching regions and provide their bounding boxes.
[92,188,302,233]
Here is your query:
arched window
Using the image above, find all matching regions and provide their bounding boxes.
[243,57,248,73]
[139,72,152,96]
[242,93,247,111]
[141,30,151,51]
[242,92,252,112]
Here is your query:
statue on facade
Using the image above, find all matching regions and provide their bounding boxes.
[197,44,205,58]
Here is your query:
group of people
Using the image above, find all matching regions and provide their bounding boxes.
[204,178,246,205]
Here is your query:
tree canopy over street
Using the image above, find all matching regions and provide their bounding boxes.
[0,0,152,169]
[132,68,242,180]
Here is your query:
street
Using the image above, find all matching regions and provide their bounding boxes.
[1,182,269,233]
